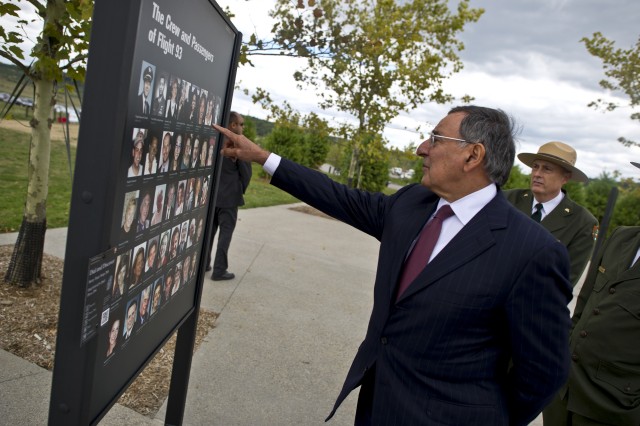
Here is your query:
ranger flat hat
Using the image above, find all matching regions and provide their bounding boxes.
[143,66,153,82]
[518,141,588,183]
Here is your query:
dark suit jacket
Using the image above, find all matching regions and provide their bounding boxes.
[136,93,150,115]
[566,226,640,425]
[271,159,572,425]
[505,189,597,286]
[215,157,252,208]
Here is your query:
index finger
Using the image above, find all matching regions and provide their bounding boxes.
[212,124,234,139]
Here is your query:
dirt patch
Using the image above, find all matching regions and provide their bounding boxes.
[0,244,217,417]
[288,205,335,221]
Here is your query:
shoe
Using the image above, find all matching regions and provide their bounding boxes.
[205,265,212,272]
[212,271,234,281]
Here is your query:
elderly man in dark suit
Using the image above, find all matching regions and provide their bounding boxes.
[214,105,572,425]
[505,141,598,286]
[206,112,252,281]
[543,161,640,426]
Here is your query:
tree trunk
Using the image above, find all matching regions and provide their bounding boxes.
[346,146,359,188]
[4,78,54,287]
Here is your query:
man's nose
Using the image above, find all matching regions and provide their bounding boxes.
[416,140,430,156]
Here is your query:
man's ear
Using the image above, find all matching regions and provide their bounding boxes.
[464,143,486,170]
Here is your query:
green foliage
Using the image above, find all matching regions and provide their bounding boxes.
[564,181,586,206]
[611,186,640,228]
[258,101,331,169]
[0,0,92,83]
[243,116,257,141]
[355,133,389,192]
[502,165,530,190]
[583,173,618,223]
[0,127,75,231]
[302,112,331,168]
[251,116,275,137]
[241,164,300,209]
[325,140,346,174]
[582,32,640,147]
[265,119,306,164]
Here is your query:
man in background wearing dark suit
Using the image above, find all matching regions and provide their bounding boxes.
[505,141,598,286]
[214,106,572,425]
[207,112,252,281]
[543,161,640,425]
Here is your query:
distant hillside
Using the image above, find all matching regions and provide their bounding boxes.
[0,62,29,95]
[249,116,274,137]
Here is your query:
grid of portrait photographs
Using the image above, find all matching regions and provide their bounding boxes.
[103,59,221,363]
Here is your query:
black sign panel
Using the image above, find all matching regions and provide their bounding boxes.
[49,0,240,424]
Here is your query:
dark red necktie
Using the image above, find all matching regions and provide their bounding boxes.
[395,204,454,301]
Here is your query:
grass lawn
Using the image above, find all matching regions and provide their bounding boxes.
[0,127,75,232]
[241,163,299,209]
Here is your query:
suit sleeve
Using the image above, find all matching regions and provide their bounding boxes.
[505,241,572,425]
[566,214,598,286]
[238,160,252,194]
[270,158,389,239]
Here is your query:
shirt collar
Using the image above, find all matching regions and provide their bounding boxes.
[437,183,497,226]
[533,190,564,215]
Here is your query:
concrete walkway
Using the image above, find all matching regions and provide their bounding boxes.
[0,202,561,425]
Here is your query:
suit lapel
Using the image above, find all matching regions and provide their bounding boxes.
[541,193,574,233]
[389,198,438,300]
[396,194,506,302]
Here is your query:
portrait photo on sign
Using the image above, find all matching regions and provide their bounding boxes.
[128,128,147,178]
[136,187,153,233]
[135,60,155,116]
[113,250,131,299]
[174,179,187,216]
[129,242,147,290]
[158,130,172,173]
[170,225,181,260]
[165,75,181,121]
[138,283,152,326]
[143,130,160,176]
[105,317,121,359]
[145,235,159,275]
[164,267,174,301]
[151,70,168,117]
[151,183,166,227]
[120,190,139,240]
[177,80,192,123]
[170,133,183,172]
[164,182,176,221]
[150,277,164,316]
[157,229,171,268]
[123,296,139,340]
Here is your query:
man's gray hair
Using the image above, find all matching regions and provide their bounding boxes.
[449,105,517,186]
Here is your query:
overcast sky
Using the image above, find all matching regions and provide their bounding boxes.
[217,0,640,179]
[3,0,639,178]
